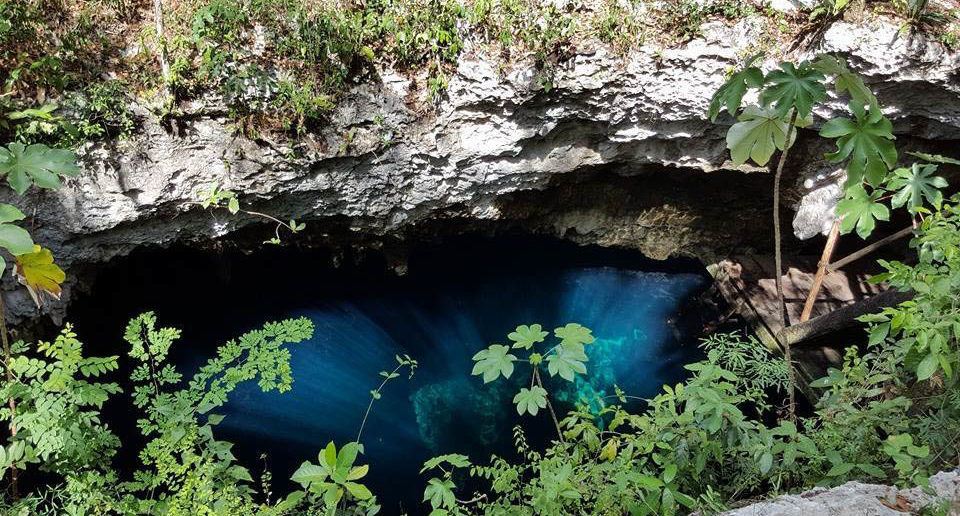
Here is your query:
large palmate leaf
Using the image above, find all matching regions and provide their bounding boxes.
[15,245,66,307]
[707,54,765,121]
[0,143,81,194]
[508,324,548,349]
[836,185,890,239]
[0,204,35,274]
[760,62,826,118]
[812,54,880,119]
[546,346,588,381]
[554,323,595,346]
[820,103,897,187]
[424,477,457,510]
[471,344,517,383]
[886,163,948,213]
[726,106,795,166]
[513,386,548,416]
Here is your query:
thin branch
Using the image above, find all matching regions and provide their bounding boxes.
[773,109,799,420]
[0,295,18,500]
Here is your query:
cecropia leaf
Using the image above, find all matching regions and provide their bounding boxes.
[886,163,948,213]
[707,53,765,121]
[0,143,81,195]
[725,106,795,166]
[820,103,897,187]
[835,185,889,239]
[760,62,826,119]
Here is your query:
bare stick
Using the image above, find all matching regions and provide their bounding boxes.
[800,218,842,323]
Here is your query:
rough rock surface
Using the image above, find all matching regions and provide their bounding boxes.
[720,469,960,516]
[5,17,960,323]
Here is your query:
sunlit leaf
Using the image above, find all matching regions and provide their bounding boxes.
[726,106,794,166]
[423,477,457,509]
[471,344,517,383]
[835,185,889,239]
[812,54,880,119]
[508,324,548,349]
[546,346,588,381]
[707,53,765,121]
[821,103,897,187]
[0,143,81,194]
[760,62,827,118]
[15,245,66,307]
[513,386,548,416]
[886,163,947,213]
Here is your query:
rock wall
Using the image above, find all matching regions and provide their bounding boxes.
[5,16,960,323]
[717,469,960,516]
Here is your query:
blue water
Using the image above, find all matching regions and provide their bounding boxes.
[71,237,709,513]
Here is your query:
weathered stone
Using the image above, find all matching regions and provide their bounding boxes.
[719,469,960,516]
[4,17,959,324]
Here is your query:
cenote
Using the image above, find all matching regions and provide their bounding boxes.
[71,236,712,513]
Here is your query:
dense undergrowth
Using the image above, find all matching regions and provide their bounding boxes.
[1,1,960,514]
[2,0,958,141]
[0,200,958,514]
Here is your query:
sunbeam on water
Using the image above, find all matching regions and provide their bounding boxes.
[71,237,710,513]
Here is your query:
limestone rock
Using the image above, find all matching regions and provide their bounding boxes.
[5,17,960,324]
[720,470,960,516]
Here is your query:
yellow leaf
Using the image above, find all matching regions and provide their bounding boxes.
[600,438,619,462]
[15,245,65,307]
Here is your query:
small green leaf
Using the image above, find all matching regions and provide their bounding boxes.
[423,477,457,509]
[726,105,794,166]
[916,352,938,381]
[707,54,765,121]
[344,481,372,500]
[471,344,517,383]
[886,163,947,214]
[0,143,81,194]
[554,323,595,347]
[546,346,588,381]
[0,223,35,256]
[508,324,548,349]
[0,204,26,224]
[836,185,889,239]
[759,452,774,475]
[513,386,548,416]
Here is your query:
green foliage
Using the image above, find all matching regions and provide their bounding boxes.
[0,142,80,194]
[726,105,796,166]
[707,54,764,122]
[820,102,898,188]
[291,441,376,511]
[198,182,306,243]
[0,326,120,477]
[865,196,960,384]
[761,62,826,119]
[0,313,330,515]
[835,184,890,239]
[886,163,948,213]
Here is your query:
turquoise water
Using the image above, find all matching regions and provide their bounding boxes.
[72,237,708,513]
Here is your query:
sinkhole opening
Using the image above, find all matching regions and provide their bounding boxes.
[70,234,718,513]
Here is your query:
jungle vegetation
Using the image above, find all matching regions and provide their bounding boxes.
[1,1,959,515]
